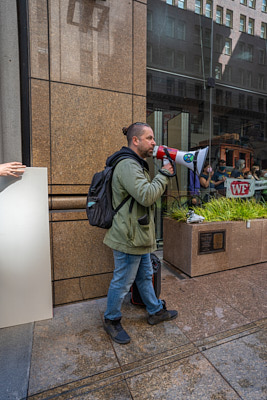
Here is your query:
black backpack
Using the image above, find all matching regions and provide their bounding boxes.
[86,157,132,229]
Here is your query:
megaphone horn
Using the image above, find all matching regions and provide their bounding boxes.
[153,145,209,176]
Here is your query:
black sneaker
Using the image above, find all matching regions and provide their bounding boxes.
[147,300,178,325]
[104,318,131,344]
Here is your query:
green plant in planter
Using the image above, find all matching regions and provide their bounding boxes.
[167,197,267,223]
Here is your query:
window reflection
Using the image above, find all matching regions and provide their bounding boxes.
[147,1,267,241]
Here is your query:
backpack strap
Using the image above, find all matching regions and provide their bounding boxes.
[111,155,148,215]
[114,193,131,213]
[111,156,134,214]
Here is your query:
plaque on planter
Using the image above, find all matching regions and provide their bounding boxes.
[199,230,225,254]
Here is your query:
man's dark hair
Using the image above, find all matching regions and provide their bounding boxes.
[122,122,151,145]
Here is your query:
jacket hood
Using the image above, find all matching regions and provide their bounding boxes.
[106,146,149,170]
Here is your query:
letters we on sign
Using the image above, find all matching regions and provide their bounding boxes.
[226,178,255,198]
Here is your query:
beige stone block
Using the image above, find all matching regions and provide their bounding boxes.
[49,0,132,93]
[133,96,147,123]
[50,83,131,185]
[163,218,267,277]
[31,79,51,183]
[28,0,49,79]
[80,274,113,300]
[51,185,89,195]
[133,1,147,96]
[50,210,87,221]
[53,278,83,305]
[52,219,114,280]
[228,220,264,268]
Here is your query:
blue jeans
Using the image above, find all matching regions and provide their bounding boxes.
[104,250,163,320]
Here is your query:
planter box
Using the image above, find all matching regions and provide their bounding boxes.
[163,217,267,277]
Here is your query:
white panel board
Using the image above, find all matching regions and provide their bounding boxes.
[0,168,53,328]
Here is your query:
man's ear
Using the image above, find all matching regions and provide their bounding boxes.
[132,136,139,146]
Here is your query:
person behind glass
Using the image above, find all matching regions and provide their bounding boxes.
[260,170,267,201]
[251,165,261,201]
[230,159,245,178]
[199,162,217,202]
[213,159,228,196]
[251,165,260,181]
[103,122,178,345]
[0,162,26,177]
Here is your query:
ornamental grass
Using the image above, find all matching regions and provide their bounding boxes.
[167,197,267,223]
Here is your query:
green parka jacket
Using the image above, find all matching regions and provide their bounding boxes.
[103,148,170,254]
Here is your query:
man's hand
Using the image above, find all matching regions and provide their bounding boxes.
[161,162,174,175]
[0,162,26,177]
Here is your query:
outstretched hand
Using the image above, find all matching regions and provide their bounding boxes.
[0,162,26,177]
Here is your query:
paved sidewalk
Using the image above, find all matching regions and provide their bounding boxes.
[1,254,266,400]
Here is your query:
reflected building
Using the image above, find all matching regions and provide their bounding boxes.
[147,0,267,170]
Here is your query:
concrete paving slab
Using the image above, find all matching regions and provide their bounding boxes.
[97,293,189,366]
[204,328,267,400]
[195,268,267,321]
[0,323,33,400]
[126,352,241,400]
[28,301,120,396]
[160,274,250,341]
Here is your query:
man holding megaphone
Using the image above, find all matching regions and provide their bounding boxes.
[103,122,178,345]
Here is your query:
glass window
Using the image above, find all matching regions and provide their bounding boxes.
[226,10,233,28]
[204,28,211,47]
[249,0,256,8]
[240,15,246,32]
[239,68,245,85]
[204,57,211,74]
[238,42,245,59]
[259,49,265,65]
[177,21,186,40]
[261,22,267,39]
[225,38,232,55]
[215,63,222,80]
[239,94,245,108]
[247,96,253,110]
[247,71,252,87]
[146,0,267,242]
[147,44,152,64]
[248,44,253,62]
[194,56,202,74]
[166,49,175,68]
[225,91,232,106]
[205,1,213,18]
[195,0,203,14]
[215,34,223,52]
[240,0,247,5]
[258,98,264,112]
[166,0,174,5]
[147,11,152,31]
[176,51,186,69]
[216,6,223,24]
[165,17,175,37]
[224,65,232,82]
[262,0,267,12]
[194,25,201,45]
[216,89,223,104]
[167,79,175,94]
[258,74,265,90]
[178,0,186,9]
[248,18,255,35]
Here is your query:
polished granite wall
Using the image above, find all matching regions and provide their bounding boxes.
[28,0,147,305]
